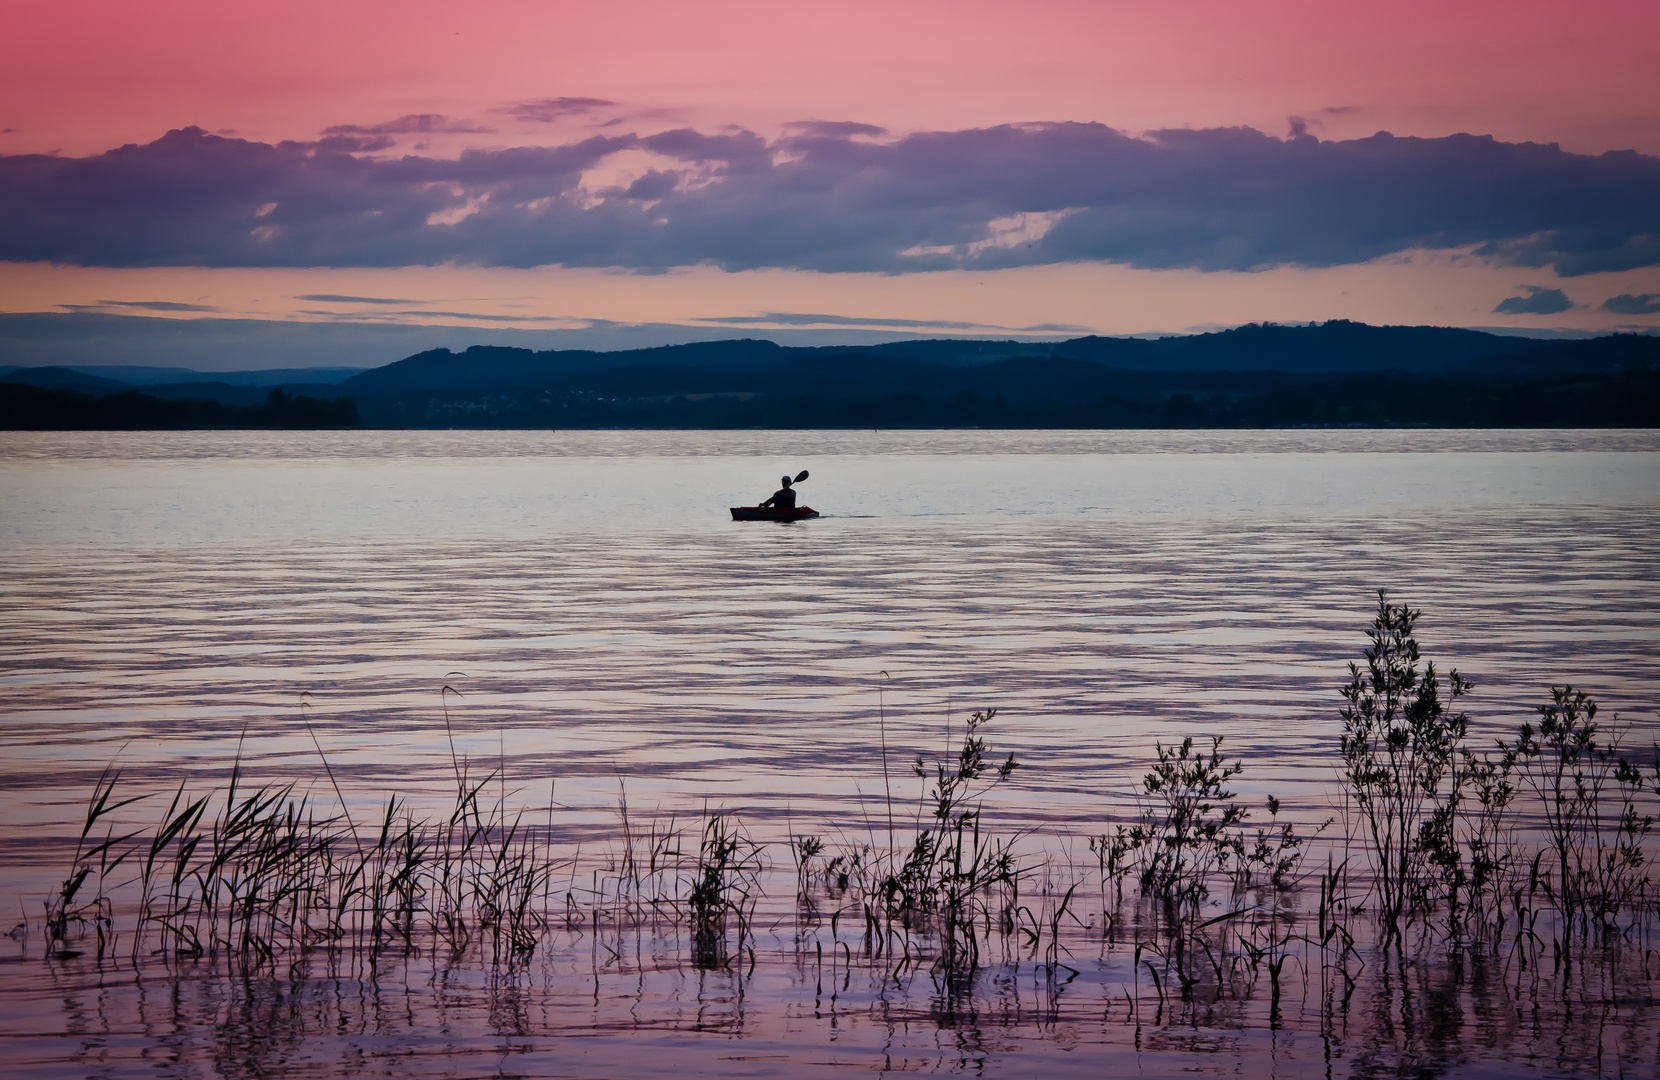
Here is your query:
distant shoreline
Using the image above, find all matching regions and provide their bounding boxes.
[5,321,1658,430]
[5,368,1657,430]
[0,383,359,431]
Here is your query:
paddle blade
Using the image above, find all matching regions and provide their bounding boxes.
[794,470,809,483]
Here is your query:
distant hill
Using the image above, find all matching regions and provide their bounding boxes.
[1049,321,1567,372]
[1453,332,1660,374]
[2,366,360,407]
[0,363,366,387]
[341,339,790,395]
[341,321,1655,400]
[324,321,1659,429]
[0,366,133,394]
[0,383,359,430]
[6,320,1656,429]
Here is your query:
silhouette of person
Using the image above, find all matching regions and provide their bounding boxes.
[759,475,796,509]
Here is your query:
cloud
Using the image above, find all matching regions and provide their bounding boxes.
[381,309,570,322]
[295,308,573,323]
[296,293,421,305]
[60,299,221,312]
[695,311,1090,333]
[782,120,888,138]
[500,98,617,124]
[1494,286,1573,315]
[2,122,1656,276]
[1603,292,1660,315]
[322,114,492,137]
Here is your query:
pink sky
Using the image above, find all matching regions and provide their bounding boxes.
[8,0,1659,155]
[3,0,1658,345]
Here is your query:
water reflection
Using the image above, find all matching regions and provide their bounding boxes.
[11,926,1657,1079]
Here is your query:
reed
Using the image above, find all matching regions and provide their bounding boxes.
[599,784,682,925]
[686,812,763,969]
[44,765,144,960]
[20,592,1659,1035]
[35,751,557,973]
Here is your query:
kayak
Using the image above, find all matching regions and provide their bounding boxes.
[730,505,819,521]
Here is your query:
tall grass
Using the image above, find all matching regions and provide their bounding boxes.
[686,812,764,968]
[40,751,559,972]
[44,765,144,960]
[23,592,1660,1029]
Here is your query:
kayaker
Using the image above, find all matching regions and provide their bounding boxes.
[759,475,797,509]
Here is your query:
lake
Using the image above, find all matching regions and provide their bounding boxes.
[2,428,1658,1078]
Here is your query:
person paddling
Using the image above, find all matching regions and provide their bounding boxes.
[759,473,798,509]
[731,470,815,520]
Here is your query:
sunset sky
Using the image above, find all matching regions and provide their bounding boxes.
[3,0,1658,364]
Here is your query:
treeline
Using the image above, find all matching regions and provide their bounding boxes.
[0,384,359,430]
[1156,367,1660,428]
[7,364,1654,430]
[356,365,1660,429]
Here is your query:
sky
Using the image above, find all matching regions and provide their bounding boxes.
[2,0,1658,365]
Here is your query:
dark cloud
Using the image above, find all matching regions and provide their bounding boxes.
[1288,107,1363,139]
[296,294,421,304]
[1603,293,1660,315]
[638,128,771,168]
[783,120,889,138]
[2,122,1656,276]
[695,311,1089,332]
[623,169,681,200]
[64,299,221,312]
[698,312,979,328]
[500,98,617,124]
[322,114,492,137]
[313,134,396,153]
[362,309,569,322]
[1494,286,1573,315]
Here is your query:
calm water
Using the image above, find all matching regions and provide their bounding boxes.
[3,429,1659,1077]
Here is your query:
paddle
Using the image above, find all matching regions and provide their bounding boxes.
[793,470,809,483]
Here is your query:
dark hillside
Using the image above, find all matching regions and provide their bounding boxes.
[342,339,787,394]
[9,321,1655,429]
[1457,332,1660,374]
[1053,321,1559,371]
[340,322,1655,404]
[1,366,134,394]
[0,383,360,429]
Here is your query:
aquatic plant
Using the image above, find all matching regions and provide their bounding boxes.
[45,765,143,960]
[600,784,682,924]
[18,591,1660,1072]
[1504,686,1657,940]
[873,708,1021,971]
[1336,590,1473,948]
[685,812,764,969]
[1095,735,1316,1001]
[1130,735,1248,909]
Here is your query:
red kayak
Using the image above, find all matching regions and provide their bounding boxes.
[730,505,819,521]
